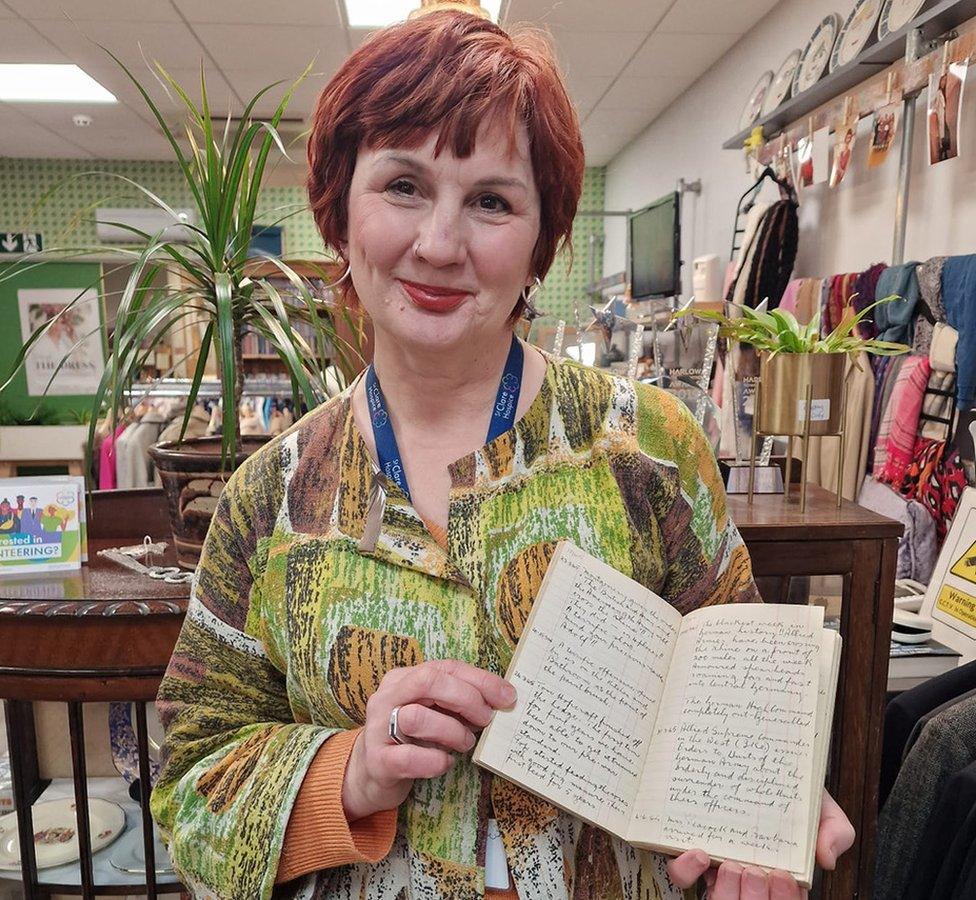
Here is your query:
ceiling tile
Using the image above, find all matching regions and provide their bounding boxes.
[657,0,779,34]
[507,0,673,32]
[0,2,18,17]
[0,20,69,62]
[172,0,344,27]
[38,19,209,71]
[0,102,92,157]
[548,28,646,80]
[4,0,180,21]
[595,76,683,117]
[562,74,613,118]
[624,31,738,81]
[191,23,347,75]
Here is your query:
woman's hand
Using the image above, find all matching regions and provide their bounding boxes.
[665,790,855,898]
[342,659,516,821]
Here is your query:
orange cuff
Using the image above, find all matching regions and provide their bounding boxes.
[275,728,398,885]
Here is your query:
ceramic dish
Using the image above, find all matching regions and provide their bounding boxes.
[762,49,802,116]
[108,824,175,876]
[740,69,774,131]
[109,701,163,786]
[878,0,928,40]
[831,0,883,70]
[793,13,842,96]
[0,798,125,870]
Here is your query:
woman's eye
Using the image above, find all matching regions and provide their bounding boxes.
[387,179,416,197]
[478,194,510,213]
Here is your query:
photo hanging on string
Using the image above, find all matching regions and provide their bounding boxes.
[812,126,830,184]
[928,62,967,165]
[829,116,857,187]
[868,102,901,168]
[796,135,815,188]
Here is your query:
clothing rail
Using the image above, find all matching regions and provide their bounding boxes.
[123,377,321,400]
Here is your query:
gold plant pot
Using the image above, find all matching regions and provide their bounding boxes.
[757,352,847,436]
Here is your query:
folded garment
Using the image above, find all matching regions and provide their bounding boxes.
[874,262,921,345]
[778,278,802,316]
[940,254,976,409]
[897,437,968,542]
[871,355,906,476]
[854,263,887,339]
[929,322,958,373]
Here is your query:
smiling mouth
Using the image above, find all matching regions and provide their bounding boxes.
[398,279,470,312]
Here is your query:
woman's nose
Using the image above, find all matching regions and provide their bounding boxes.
[414,204,466,268]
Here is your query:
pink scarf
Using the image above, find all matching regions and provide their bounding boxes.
[876,356,931,486]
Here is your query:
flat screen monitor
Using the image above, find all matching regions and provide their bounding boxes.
[629,192,680,299]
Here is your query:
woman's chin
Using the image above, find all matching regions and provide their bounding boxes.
[377,308,507,352]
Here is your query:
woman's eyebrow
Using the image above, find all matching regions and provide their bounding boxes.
[375,152,528,193]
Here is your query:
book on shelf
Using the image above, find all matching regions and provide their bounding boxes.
[473,540,841,888]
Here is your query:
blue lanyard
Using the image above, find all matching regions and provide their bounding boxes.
[365,336,524,502]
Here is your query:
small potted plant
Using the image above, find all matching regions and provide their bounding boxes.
[671,298,909,437]
[2,52,365,567]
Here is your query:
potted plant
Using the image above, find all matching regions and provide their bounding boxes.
[2,53,365,567]
[671,298,909,436]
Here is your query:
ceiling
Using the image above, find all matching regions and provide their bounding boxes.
[0,0,780,169]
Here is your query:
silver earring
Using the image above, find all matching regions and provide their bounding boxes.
[520,276,544,321]
[325,263,351,289]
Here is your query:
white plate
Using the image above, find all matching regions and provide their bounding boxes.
[793,13,842,96]
[831,0,883,70]
[0,798,126,870]
[762,49,802,116]
[740,70,774,131]
[878,0,927,40]
[108,824,175,876]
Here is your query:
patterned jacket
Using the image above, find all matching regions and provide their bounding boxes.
[150,355,760,899]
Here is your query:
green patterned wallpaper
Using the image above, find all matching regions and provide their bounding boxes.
[0,157,604,324]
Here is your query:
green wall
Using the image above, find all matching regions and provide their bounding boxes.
[0,157,604,332]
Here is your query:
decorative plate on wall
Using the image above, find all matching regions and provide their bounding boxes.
[740,70,774,131]
[762,49,802,116]
[831,0,883,70]
[878,0,928,40]
[793,13,842,96]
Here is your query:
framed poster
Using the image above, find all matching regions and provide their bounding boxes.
[17,288,105,396]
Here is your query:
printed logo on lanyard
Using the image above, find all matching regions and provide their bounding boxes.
[366,336,524,503]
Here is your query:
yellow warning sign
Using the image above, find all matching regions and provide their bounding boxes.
[936,585,976,629]
[950,539,976,586]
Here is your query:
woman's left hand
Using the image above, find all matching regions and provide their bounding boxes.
[665,789,855,898]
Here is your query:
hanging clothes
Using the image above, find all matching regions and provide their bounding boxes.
[853,263,888,339]
[98,422,127,491]
[157,405,211,445]
[912,257,948,355]
[789,277,824,325]
[726,199,798,309]
[896,437,967,542]
[874,262,921,345]
[777,278,802,316]
[856,477,937,583]
[876,356,931,486]
[941,254,976,411]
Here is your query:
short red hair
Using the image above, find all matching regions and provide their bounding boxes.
[306,10,585,314]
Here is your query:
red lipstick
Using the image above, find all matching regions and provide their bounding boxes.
[399,279,469,313]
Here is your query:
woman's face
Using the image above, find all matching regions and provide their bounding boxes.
[344,121,541,353]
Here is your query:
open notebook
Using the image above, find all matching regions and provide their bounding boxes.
[473,540,841,887]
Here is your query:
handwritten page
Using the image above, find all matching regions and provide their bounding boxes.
[473,541,683,837]
[628,603,824,876]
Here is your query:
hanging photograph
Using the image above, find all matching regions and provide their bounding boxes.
[17,288,105,396]
[796,135,815,187]
[830,118,858,187]
[868,102,901,167]
[812,126,831,184]
[928,62,967,165]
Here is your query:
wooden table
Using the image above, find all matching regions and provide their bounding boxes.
[0,490,190,898]
[729,484,902,900]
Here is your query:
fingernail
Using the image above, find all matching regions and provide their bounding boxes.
[724,862,743,878]
[502,683,517,706]
[694,851,710,868]
[743,867,765,890]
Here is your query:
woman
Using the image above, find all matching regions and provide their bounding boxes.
[150,11,853,900]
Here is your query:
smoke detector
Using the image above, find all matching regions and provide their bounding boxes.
[73,113,93,127]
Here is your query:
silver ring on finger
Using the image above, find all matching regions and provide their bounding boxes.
[388,705,409,745]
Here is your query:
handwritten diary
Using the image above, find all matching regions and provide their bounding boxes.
[473,540,841,887]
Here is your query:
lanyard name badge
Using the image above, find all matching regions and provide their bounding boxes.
[365,335,524,503]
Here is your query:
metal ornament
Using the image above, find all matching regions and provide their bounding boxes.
[521,276,545,322]
[585,298,636,352]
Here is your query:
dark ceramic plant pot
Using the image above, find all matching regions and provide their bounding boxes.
[149,436,269,570]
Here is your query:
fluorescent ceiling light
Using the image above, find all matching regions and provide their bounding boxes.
[0,64,117,103]
[344,0,502,28]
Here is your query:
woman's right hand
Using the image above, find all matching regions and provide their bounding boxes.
[341,659,517,822]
